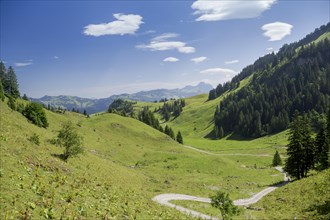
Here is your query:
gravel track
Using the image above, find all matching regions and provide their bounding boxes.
[153,145,290,219]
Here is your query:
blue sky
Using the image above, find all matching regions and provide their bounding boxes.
[1,0,329,98]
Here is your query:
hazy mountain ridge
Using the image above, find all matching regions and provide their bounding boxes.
[31,82,213,114]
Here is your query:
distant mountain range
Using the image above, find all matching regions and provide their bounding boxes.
[31,82,213,114]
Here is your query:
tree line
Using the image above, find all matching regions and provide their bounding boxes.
[157,98,185,121]
[212,24,330,138]
[107,100,184,144]
[138,106,183,144]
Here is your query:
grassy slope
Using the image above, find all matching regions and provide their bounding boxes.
[0,100,188,219]
[171,169,330,220]
[0,99,284,219]
[247,169,330,219]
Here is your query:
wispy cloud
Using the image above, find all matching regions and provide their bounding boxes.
[163,57,179,62]
[136,33,196,54]
[191,0,277,21]
[224,60,239,65]
[83,13,143,36]
[15,61,33,67]
[191,56,207,63]
[262,22,293,41]
[266,47,274,51]
[54,56,59,59]
[200,67,236,75]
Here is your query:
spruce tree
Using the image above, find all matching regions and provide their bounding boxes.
[272,150,282,166]
[315,128,329,169]
[285,113,314,179]
[169,127,175,140]
[0,61,7,91]
[219,126,224,139]
[6,66,20,98]
[0,78,5,101]
[176,131,183,144]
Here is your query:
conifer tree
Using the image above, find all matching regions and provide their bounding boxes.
[219,126,224,139]
[22,94,29,101]
[176,131,183,144]
[0,78,5,101]
[315,127,329,169]
[285,113,314,179]
[6,66,20,98]
[272,150,282,166]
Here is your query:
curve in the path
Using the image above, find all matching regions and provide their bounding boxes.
[153,166,289,219]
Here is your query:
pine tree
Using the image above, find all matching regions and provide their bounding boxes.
[22,94,29,101]
[0,61,7,92]
[176,131,183,144]
[272,150,282,166]
[6,66,20,98]
[315,127,329,169]
[169,127,175,140]
[285,113,314,179]
[0,78,5,101]
[219,126,224,139]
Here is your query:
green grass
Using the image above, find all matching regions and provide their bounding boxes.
[1,96,328,219]
[247,169,330,219]
[0,99,284,219]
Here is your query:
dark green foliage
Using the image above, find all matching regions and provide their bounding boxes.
[158,99,185,121]
[138,107,162,131]
[164,125,175,140]
[0,78,5,101]
[7,96,16,111]
[210,191,240,220]
[285,113,314,179]
[28,133,40,146]
[56,121,84,161]
[108,99,136,117]
[213,24,330,138]
[0,63,20,99]
[315,128,329,170]
[22,94,29,101]
[0,62,7,96]
[5,66,20,99]
[272,150,282,166]
[176,131,183,144]
[23,102,49,128]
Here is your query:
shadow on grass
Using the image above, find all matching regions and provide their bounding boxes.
[51,153,67,162]
[306,200,330,216]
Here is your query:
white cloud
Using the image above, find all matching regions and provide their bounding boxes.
[191,0,276,21]
[83,13,143,36]
[191,56,207,63]
[224,60,239,64]
[163,57,179,62]
[15,62,33,67]
[266,47,274,51]
[262,22,293,41]
[54,56,59,59]
[136,33,196,54]
[200,67,236,75]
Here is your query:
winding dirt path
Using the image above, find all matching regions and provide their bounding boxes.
[183,145,272,157]
[153,167,289,219]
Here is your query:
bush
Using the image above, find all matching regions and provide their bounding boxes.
[55,121,83,161]
[211,191,240,220]
[28,133,40,145]
[23,102,49,128]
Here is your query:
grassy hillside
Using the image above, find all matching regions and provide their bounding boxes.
[247,169,330,219]
[0,100,188,219]
[1,99,284,219]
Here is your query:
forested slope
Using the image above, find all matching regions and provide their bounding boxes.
[211,23,330,138]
